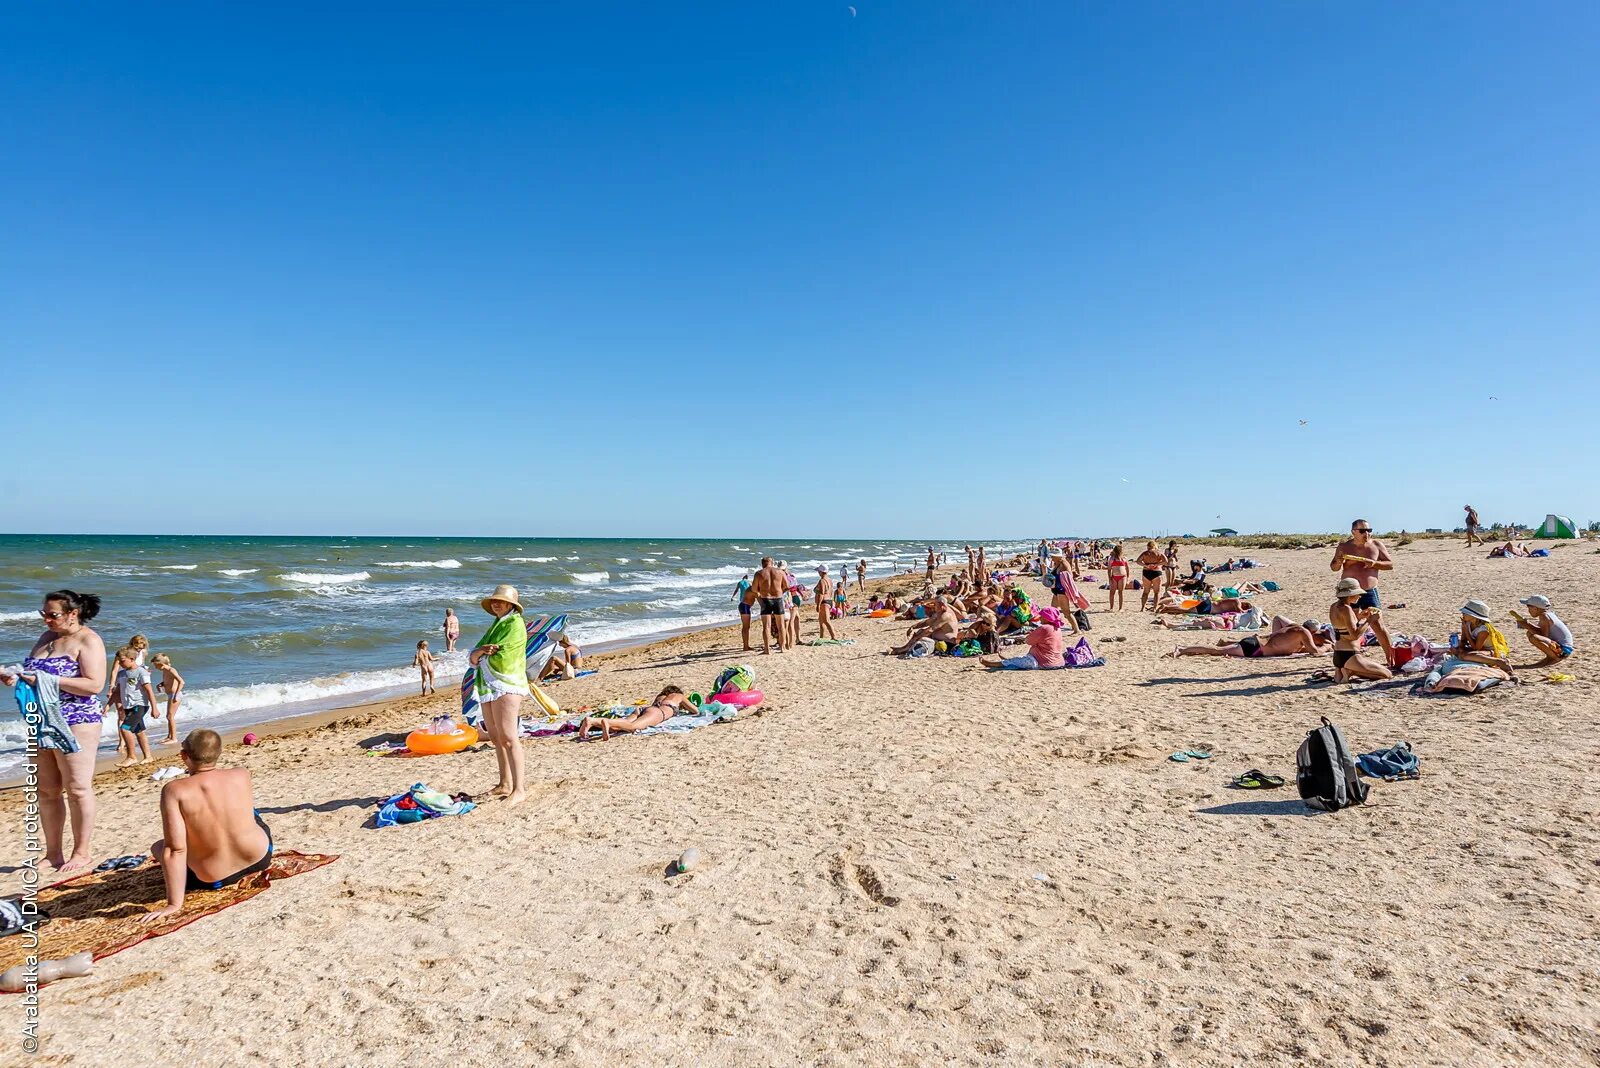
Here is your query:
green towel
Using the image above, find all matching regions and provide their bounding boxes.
[474,612,530,701]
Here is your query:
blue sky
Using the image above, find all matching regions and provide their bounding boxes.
[3,3,1596,537]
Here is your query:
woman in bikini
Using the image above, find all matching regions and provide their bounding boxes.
[1106,545,1129,611]
[1136,541,1166,613]
[575,686,697,741]
[1330,578,1392,681]
[0,590,108,872]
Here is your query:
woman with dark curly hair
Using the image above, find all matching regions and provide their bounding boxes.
[2,590,108,872]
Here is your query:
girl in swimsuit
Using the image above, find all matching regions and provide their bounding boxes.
[575,686,696,741]
[1330,579,1391,681]
[0,590,108,872]
[1106,545,1129,611]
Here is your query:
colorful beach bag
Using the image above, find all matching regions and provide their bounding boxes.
[713,664,756,694]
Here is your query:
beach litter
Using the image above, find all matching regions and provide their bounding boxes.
[674,847,701,874]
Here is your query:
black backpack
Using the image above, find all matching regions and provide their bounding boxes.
[1296,717,1368,811]
[1073,608,1092,631]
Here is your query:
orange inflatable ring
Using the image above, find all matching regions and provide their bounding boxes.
[406,724,479,755]
[867,609,893,618]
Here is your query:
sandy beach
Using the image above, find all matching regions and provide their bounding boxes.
[2,537,1596,1066]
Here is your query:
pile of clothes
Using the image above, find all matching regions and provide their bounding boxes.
[374,783,476,827]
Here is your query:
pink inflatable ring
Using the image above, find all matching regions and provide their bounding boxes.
[713,689,764,708]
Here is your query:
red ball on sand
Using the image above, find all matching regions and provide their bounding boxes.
[242,732,258,746]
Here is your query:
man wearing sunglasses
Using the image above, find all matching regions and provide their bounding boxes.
[1331,519,1395,664]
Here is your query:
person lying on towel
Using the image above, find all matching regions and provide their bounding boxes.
[141,729,272,922]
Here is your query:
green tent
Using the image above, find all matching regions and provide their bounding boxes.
[1535,514,1576,538]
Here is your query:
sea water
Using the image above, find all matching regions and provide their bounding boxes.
[0,534,1028,777]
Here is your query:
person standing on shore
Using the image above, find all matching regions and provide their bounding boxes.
[856,559,867,593]
[150,652,184,745]
[751,557,789,655]
[1464,505,1481,547]
[0,590,107,872]
[1106,545,1129,610]
[814,566,838,640]
[733,572,754,651]
[1331,519,1395,663]
[443,608,460,653]
[1137,541,1166,612]
[925,547,937,585]
[469,585,530,804]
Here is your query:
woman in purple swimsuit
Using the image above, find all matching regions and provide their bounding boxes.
[1,590,107,872]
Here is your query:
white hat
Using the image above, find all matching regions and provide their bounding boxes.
[481,584,524,614]
[1459,599,1492,622]
[1519,594,1551,609]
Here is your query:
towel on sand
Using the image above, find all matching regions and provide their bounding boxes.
[0,852,337,978]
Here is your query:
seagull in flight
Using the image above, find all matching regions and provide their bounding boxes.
[1298,419,1308,426]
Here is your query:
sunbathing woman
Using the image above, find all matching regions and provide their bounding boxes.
[575,686,698,741]
[1167,624,1327,659]
[1330,577,1392,681]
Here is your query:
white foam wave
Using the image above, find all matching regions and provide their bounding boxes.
[684,564,747,576]
[279,571,371,585]
[615,558,631,564]
[160,564,199,571]
[0,611,38,624]
[218,568,260,577]
[373,559,463,569]
[644,596,705,609]
[570,571,609,584]
[509,557,557,563]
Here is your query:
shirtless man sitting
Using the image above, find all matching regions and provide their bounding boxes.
[751,557,790,655]
[142,729,272,922]
[1330,518,1394,663]
[887,596,961,654]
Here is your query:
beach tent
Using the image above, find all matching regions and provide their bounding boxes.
[1534,514,1576,538]
[1210,528,1238,537]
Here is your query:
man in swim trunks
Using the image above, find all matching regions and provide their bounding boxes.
[751,557,789,655]
[886,596,961,655]
[143,729,272,922]
[1168,624,1328,659]
[1331,518,1394,663]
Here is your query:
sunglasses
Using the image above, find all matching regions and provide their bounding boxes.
[1354,528,1372,533]
[39,610,68,620]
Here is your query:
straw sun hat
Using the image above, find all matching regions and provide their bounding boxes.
[480,584,524,614]
[1459,599,1492,622]
[1334,577,1364,598]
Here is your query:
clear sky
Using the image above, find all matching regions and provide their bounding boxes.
[4,3,1596,538]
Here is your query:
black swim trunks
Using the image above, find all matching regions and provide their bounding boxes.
[759,597,784,616]
[1332,650,1357,670]
[1239,635,1263,658]
[185,813,274,893]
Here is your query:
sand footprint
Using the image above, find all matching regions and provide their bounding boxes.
[828,848,901,908]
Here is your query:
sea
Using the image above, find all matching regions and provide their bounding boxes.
[0,534,1029,778]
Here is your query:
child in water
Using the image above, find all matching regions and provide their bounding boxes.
[413,640,436,695]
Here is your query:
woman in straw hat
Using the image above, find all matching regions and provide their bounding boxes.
[1330,577,1392,681]
[470,585,531,803]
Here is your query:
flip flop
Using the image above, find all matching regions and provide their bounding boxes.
[115,855,146,870]
[1184,749,1213,760]
[1168,752,1190,763]
[1232,772,1264,789]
